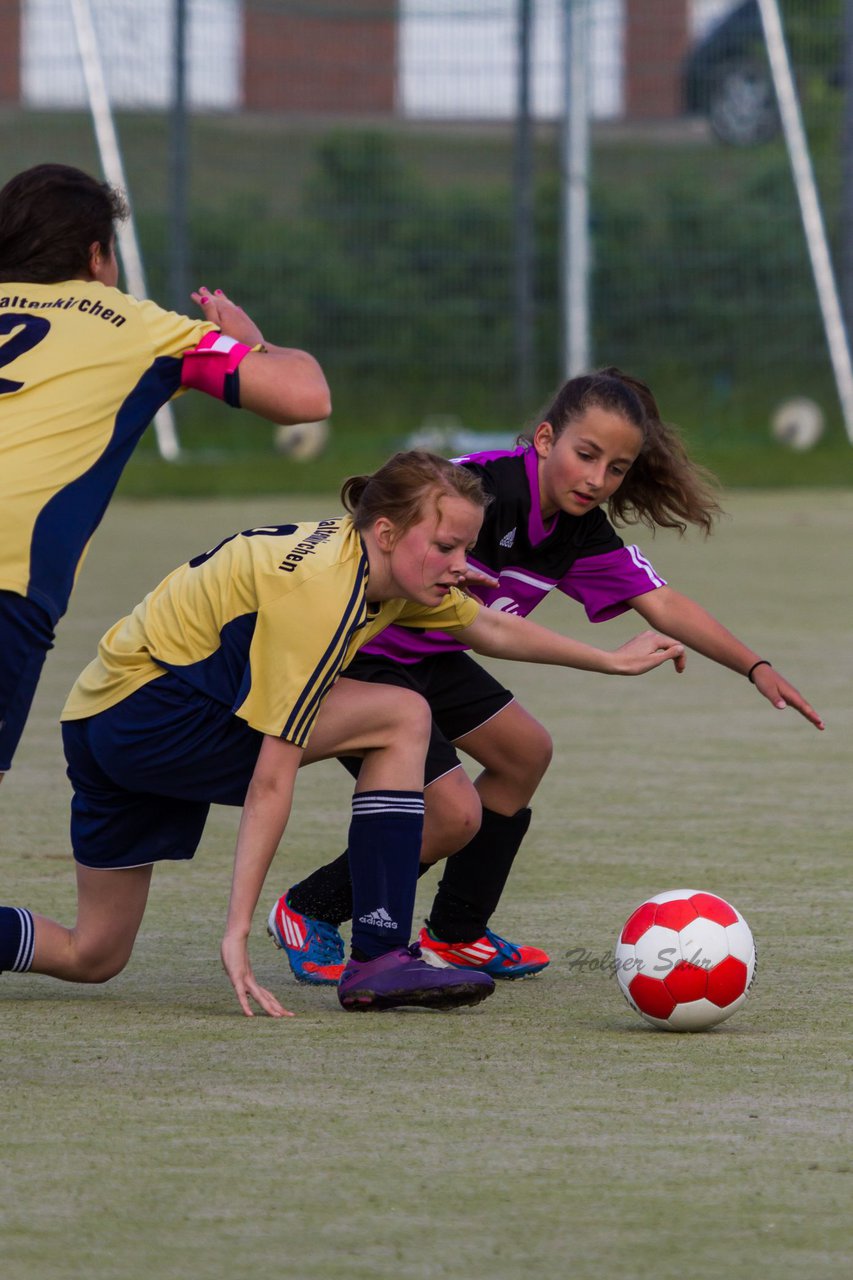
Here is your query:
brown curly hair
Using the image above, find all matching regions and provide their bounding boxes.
[520,368,722,536]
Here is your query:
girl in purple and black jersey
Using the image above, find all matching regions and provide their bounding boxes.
[269,369,824,986]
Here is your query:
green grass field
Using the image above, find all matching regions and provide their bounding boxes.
[1,491,850,1280]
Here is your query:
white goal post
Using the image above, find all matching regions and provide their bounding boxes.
[69,0,180,461]
[757,0,853,445]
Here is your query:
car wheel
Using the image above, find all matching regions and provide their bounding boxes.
[707,56,779,146]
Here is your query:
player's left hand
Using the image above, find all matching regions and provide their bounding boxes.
[750,664,825,730]
[613,629,687,675]
[221,932,294,1019]
[192,286,266,348]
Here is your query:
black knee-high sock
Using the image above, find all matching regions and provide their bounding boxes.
[427,807,532,943]
[288,851,432,927]
[288,853,354,927]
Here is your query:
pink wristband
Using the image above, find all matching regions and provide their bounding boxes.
[181,331,255,404]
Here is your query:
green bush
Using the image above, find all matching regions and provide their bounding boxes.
[123,113,852,486]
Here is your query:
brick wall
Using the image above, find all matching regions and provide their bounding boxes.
[624,0,689,119]
[0,0,21,103]
[243,0,397,114]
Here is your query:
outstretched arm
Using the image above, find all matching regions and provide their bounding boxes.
[221,733,302,1018]
[457,606,685,675]
[630,585,824,730]
[192,287,331,424]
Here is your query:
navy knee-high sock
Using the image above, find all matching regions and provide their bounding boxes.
[428,807,532,942]
[348,790,424,960]
[0,907,35,973]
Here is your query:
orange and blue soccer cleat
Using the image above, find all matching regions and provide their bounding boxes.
[417,925,549,979]
[267,892,345,985]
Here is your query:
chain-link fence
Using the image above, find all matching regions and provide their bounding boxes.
[1,0,850,462]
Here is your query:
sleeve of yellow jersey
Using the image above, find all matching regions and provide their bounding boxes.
[134,296,219,396]
[393,587,480,632]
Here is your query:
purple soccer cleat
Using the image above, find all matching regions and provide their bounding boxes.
[338,943,495,1012]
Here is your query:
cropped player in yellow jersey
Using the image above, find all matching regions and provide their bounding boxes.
[0,163,330,781]
[0,452,686,1016]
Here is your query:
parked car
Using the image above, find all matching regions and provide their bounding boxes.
[683,1,780,146]
[684,0,843,146]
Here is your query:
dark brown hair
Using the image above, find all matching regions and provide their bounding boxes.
[341,450,489,538]
[522,368,722,536]
[0,163,128,284]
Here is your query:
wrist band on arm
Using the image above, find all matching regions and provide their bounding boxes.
[747,660,772,683]
[181,332,255,406]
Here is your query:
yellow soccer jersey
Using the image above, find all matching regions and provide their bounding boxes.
[62,517,480,747]
[0,281,217,623]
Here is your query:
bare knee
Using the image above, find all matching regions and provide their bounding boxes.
[389,689,432,740]
[526,720,553,781]
[446,788,482,847]
[499,719,552,789]
[385,690,433,765]
[36,864,153,986]
[422,773,482,862]
[64,935,133,984]
[76,957,128,984]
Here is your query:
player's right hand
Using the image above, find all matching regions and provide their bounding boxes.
[221,933,294,1019]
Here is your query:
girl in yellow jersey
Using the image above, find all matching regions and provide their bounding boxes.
[0,163,330,779]
[0,452,685,1016]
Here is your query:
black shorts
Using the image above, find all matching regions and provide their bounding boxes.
[0,591,55,772]
[340,650,513,786]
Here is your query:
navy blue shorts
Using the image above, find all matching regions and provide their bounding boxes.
[0,591,55,772]
[339,650,513,786]
[61,673,265,869]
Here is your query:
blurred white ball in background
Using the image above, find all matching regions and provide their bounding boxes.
[273,419,330,461]
[771,398,824,451]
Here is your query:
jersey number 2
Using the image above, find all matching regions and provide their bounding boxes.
[0,314,51,394]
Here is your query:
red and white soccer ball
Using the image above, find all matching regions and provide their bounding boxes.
[615,889,756,1031]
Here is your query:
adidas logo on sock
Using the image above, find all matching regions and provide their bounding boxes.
[359,906,398,929]
[499,528,516,548]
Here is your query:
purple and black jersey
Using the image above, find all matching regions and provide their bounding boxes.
[365,445,666,664]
